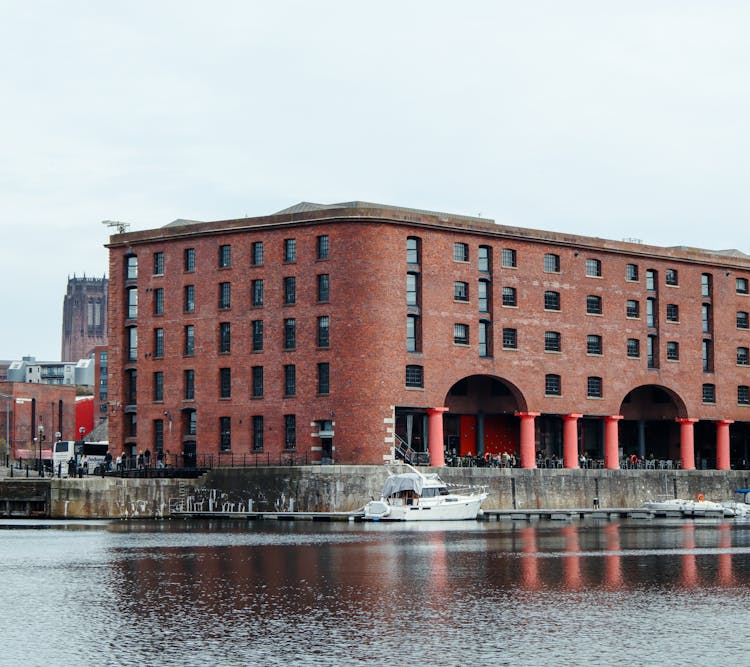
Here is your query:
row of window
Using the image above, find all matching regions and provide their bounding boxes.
[144,235,330,278]
[438,240,750,295]
[151,414,297,453]
[151,363,331,403]
[147,316,331,360]
[136,274,331,319]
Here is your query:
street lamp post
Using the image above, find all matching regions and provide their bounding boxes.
[38,424,44,477]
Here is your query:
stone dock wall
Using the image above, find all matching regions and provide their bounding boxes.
[2,466,750,519]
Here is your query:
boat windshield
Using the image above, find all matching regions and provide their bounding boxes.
[421,487,449,498]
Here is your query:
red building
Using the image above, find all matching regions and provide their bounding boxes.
[0,382,78,463]
[105,202,750,469]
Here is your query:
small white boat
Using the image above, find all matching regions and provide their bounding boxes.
[641,497,735,517]
[721,489,750,518]
[363,465,487,521]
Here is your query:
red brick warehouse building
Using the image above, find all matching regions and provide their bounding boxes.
[105,201,750,470]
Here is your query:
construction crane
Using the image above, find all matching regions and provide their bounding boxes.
[102,220,130,234]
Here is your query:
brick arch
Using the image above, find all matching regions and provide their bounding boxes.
[443,374,527,414]
[619,384,688,420]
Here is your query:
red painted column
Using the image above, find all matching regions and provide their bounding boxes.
[515,411,539,468]
[426,407,448,467]
[676,418,697,470]
[716,419,733,471]
[604,415,623,469]
[563,414,582,469]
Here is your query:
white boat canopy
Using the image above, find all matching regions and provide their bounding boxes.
[381,472,442,497]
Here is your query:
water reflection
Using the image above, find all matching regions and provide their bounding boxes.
[3,519,750,666]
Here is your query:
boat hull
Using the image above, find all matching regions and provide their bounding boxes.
[364,494,486,521]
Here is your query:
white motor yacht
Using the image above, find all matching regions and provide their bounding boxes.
[363,465,487,521]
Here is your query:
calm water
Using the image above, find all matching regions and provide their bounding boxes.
[1,517,748,666]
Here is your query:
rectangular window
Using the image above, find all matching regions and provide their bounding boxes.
[648,335,658,369]
[252,366,264,398]
[252,415,264,451]
[478,320,491,358]
[284,277,297,305]
[252,279,264,307]
[739,386,750,406]
[154,328,164,358]
[126,255,138,280]
[703,383,716,403]
[545,331,561,352]
[738,278,749,294]
[587,334,602,355]
[503,328,517,349]
[544,253,560,273]
[406,273,419,306]
[627,338,640,358]
[666,341,679,361]
[406,315,420,353]
[738,311,749,329]
[154,419,164,453]
[317,362,330,394]
[454,281,469,302]
[184,248,195,272]
[184,325,195,356]
[701,273,712,298]
[284,318,296,349]
[646,298,656,327]
[317,274,330,302]
[252,241,264,266]
[126,287,138,319]
[703,339,713,372]
[502,286,517,307]
[317,316,330,348]
[665,269,678,286]
[478,246,491,273]
[738,347,749,366]
[284,238,297,263]
[154,288,164,315]
[478,280,489,312]
[646,269,657,291]
[219,322,231,353]
[454,242,469,262]
[220,416,231,452]
[545,374,561,396]
[219,367,231,399]
[587,376,603,398]
[184,285,195,313]
[702,304,711,333]
[219,244,231,268]
[284,364,296,397]
[586,258,601,277]
[184,369,195,400]
[626,300,640,318]
[219,282,231,309]
[586,295,602,315]
[153,371,164,401]
[454,323,469,345]
[252,320,263,352]
[544,291,560,311]
[626,264,639,281]
[317,235,329,260]
[284,414,296,450]
[406,237,420,264]
[666,304,679,322]
[502,248,517,268]
[405,364,424,388]
[153,252,164,275]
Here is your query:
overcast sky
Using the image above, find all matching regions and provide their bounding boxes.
[2,1,749,361]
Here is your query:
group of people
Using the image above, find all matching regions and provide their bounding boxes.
[115,448,167,471]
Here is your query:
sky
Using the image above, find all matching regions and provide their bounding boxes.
[2,1,749,361]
